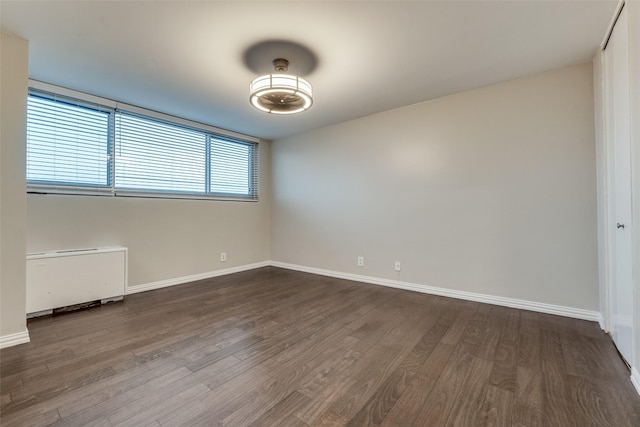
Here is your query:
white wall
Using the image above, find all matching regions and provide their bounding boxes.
[26,142,271,288]
[271,62,598,311]
[0,31,29,342]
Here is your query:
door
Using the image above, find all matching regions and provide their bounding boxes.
[604,5,633,364]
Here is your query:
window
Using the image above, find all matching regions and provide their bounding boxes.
[26,87,258,200]
[114,112,206,193]
[27,94,111,189]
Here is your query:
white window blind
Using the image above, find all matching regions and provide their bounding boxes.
[26,94,111,190]
[26,88,259,201]
[210,137,256,196]
[115,112,207,194]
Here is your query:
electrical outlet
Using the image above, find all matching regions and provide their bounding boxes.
[357,256,364,267]
[220,252,227,262]
[395,261,401,271]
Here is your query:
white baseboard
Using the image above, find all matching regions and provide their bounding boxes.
[631,367,640,397]
[270,261,601,322]
[4,261,603,349]
[0,329,30,349]
[598,313,607,331]
[126,259,600,322]
[127,261,271,294]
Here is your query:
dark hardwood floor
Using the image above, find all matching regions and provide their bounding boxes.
[1,267,638,426]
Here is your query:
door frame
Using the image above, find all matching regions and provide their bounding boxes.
[596,0,627,337]
[595,0,639,390]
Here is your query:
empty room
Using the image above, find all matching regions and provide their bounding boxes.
[1,1,639,426]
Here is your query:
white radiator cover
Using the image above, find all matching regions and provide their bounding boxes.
[26,247,128,314]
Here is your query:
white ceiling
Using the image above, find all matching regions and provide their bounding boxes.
[1,1,617,141]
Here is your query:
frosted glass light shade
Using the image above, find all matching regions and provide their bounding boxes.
[249,74,313,114]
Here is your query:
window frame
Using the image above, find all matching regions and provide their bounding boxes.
[26,81,259,202]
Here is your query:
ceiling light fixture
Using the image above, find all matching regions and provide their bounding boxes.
[249,58,313,115]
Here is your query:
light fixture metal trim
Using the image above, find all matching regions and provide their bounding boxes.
[249,58,313,114]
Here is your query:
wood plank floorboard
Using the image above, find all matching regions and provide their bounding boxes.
[1,266,639,426]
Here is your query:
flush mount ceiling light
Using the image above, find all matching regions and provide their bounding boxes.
[249,58,313,115]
